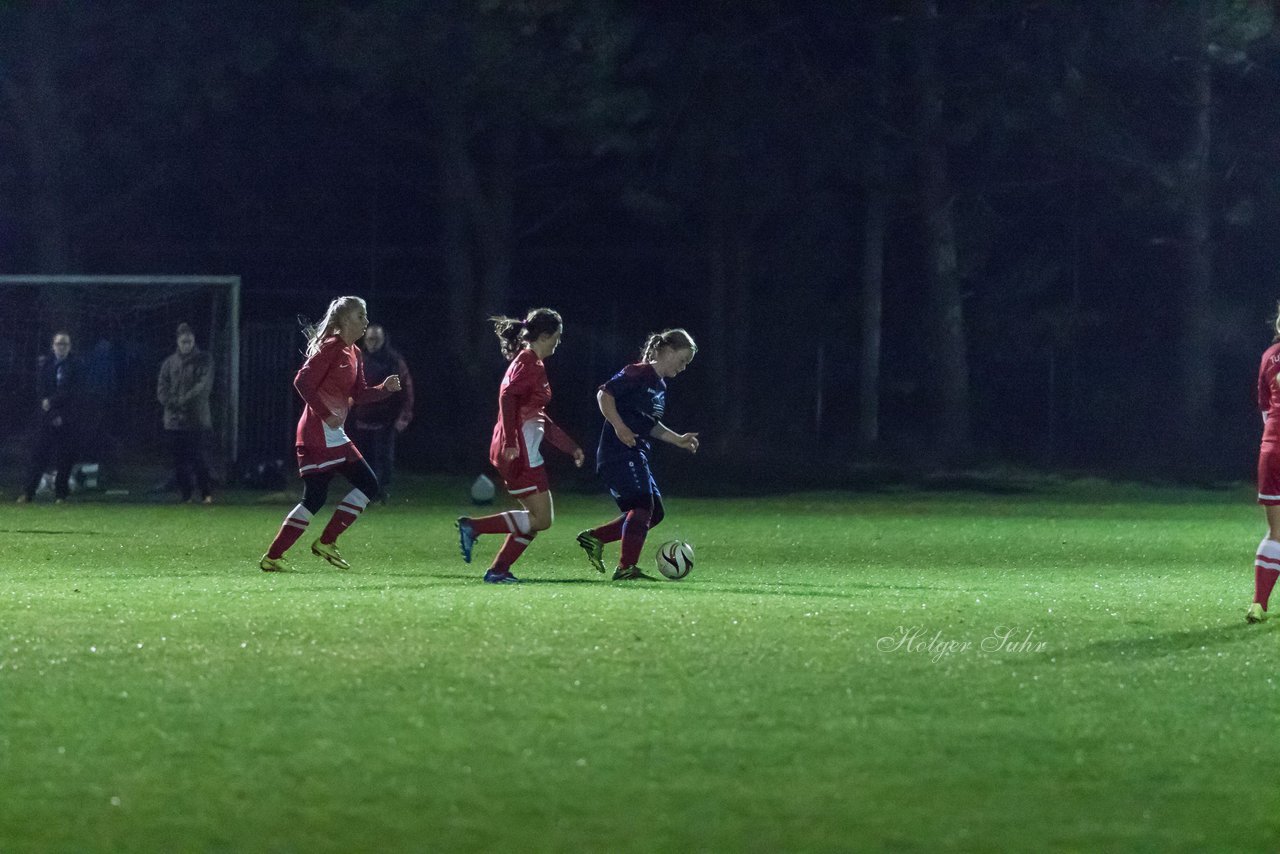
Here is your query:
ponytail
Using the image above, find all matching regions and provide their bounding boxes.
[641,328,698,362]
[489,307,563,361]
[489,316,527,361]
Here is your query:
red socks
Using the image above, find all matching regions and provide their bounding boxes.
[467,510,531,536]
[1255,538,1280,610]
[491,532,536,573]
[266,504,312,559]
[619,508,652,568]
[319,489,371,545]
[592,515,626,544]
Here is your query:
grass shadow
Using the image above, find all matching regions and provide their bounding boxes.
[3,528,102,535]
[1038,621,1273,664]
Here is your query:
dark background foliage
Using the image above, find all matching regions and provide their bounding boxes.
[3,0,1278,483]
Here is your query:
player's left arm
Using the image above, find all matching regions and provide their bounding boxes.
[352,350,401,404]
[394,355,415,431]
[542,416,585,468]
[650,421,699,454]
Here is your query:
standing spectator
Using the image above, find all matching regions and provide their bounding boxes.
[157,322,215,504]
[17,331,80,503]
[352,324,414,502]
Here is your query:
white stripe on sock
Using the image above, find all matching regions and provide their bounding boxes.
[342,489,370,511]
[508,510,531,535]
[1258,538,1280,562]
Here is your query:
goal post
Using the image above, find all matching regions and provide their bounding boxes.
[0,275,241,492]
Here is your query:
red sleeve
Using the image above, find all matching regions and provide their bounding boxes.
[1261,359,1274,414]
[294,339,342,412]
[397,355,414,424]
[543,415,579,455]
[352,348,392,406]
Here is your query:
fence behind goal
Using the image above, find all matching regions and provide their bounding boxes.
[0,276,240,493]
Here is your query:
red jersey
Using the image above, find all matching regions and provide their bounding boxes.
[1260,343,1280,444]
[294,336,390,449]
[489,348,577,469]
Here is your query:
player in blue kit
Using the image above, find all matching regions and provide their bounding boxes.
[576,328,700,580]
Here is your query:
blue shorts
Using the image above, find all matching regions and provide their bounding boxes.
[598,453,662,513]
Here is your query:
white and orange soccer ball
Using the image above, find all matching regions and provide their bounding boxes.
[655,540,694,580]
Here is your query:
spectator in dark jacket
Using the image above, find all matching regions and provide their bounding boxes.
[157,323,214,503]
[18,331,80,503]
[352,324,413,501]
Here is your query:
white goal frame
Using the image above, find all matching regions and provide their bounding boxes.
[0,274,242,468]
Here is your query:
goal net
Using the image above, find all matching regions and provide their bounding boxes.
[0,275,240,495]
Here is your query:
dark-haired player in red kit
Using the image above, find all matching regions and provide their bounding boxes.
[1248,304,1280,623]
[456,308,584,583]
[259,295,401,572]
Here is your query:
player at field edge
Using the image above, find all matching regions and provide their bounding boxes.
[576,328,699,580]
[258,296,401,572]
[456,308,585,584]
[1249,303,1280,622]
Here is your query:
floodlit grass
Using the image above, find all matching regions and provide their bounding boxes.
[2,476,1278,852]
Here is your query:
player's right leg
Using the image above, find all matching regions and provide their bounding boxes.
[458,462,544,566]
[1251,453,1280,621]
[261,471,331,571]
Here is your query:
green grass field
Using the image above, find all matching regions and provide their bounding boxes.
[3,477,1278,852]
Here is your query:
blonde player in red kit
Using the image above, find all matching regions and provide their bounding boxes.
[259,296,401,572]
[1248,306,1280,622]
[456,308,584,583]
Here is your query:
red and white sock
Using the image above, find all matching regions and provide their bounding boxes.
[1255,537,1280,610]
[619,508,652,568]
[491,531,536,573]
[592,515,626,544]
[468,509,530,537]
[319,489,370,545]
[266,504,312,559]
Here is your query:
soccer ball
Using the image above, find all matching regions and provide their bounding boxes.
[655,540,694,580]
[470,474,496,505]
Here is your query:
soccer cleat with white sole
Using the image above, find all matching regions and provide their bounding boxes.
[311,539,350,570]
[1246,603,1267,624]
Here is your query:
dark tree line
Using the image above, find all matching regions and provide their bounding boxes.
[3,0,1280,479]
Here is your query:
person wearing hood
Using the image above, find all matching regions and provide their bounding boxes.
[157,322,215,504]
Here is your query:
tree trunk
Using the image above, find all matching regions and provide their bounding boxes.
[434,109,479,367]
[704,186,732,447]
[22,2,73,272]
[856,19,889,453]
[912,0,970,462]
[1178,9,1215,465]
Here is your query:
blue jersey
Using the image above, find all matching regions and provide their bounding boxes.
[596,362,666,467]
